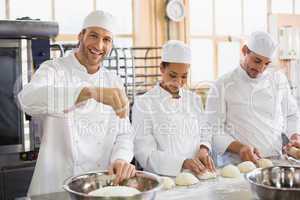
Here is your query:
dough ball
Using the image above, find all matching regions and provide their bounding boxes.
[221,164,241,178]
[257,158,273,168]
[197,171,217,180]
[175,172,199,186]
[161,177,175,190]
[88,186,140,197]
[237,161,256,173]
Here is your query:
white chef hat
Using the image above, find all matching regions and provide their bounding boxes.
[246,31,277,59]
[82,10,116,34]
[162,40,191,64]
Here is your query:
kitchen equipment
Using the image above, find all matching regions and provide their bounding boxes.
[0,19,58,200]
[0,19,58,154]
[245,166,300,200]
[63,170,163,200]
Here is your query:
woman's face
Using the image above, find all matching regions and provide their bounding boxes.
[160,62,190,94]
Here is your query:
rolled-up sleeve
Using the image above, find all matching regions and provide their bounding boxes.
[110,117,135,163]
[205,81,235,156]
[195,95,212,152]
[279,74,300,138]
[18,61,91,117]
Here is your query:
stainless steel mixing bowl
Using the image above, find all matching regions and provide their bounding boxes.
[63,170,162,200]
[245,166,300,200]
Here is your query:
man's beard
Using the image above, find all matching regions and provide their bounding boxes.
[82,45,104,66]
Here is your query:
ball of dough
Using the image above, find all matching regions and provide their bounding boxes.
[257,158,273,168]
[221,164,241,178]
[175,172,199,186]
[197,171,217,180]
[88,186,140,197]
[161,177,175,190]
[237,161,256,173]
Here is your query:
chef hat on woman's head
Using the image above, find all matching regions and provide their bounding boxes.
[82,10,116,34]
[162,40,191,64]
[246,31,277,59]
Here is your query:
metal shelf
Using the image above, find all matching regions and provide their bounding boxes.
[53,45,162,103]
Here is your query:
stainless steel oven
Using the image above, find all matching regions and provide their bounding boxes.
[0,19,58,200]
[0,39,33,154]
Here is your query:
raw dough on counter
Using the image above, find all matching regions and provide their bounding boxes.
[161,177,175,190]
[257,158,273,168]
[237,161,256,173]
[221,164,241,178]
[88,186,141,197]
[175,172,199,186]
[197,171,217,180]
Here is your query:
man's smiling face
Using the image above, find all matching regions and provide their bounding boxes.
[77,27,113,67]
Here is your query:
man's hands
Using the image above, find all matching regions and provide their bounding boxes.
[238,144,261,163]
[227,141,261,163]
[286,134,300,149]
[108,159,136,185]
[76,87,129,118]
[284,134,300,159]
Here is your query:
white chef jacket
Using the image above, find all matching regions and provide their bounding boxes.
[132,84,211,176]
[206,66,300,165]
[18,52,134,196]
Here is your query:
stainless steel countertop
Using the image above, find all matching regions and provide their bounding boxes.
[28,176,255,200]
[28,159,299,200]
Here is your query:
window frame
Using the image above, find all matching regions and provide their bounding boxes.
[188,0,300,85]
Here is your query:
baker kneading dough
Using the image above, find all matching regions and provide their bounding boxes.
[161,177,175,190]
[221,164,241,178]
[197,171,217,180]
[257,158,273,168]
[175,172,199,186]
[237,161,256,173]
[88,186,141,197]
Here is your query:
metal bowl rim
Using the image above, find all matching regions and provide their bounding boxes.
[245,165,300,192]
[62,170,163,197]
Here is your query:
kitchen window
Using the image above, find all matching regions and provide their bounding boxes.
[215,0,242,36]
[190,38,214,83]
[243,0,267,36]
[0,0,5,19]
[96,0,133,47]
[272,0,293,14]
[189,0,269,84]
[10,0,52,20]
[295,0,300,14]
[55,0,93,34]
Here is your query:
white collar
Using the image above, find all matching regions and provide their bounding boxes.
[70,51,103,75]
[237,65,268,84]
[155,82,183,99]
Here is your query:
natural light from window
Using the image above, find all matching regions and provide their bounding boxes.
[217,41,241,77]
[272,0,293,14]
[190,0,213,35]
[55,0,93,34]
[97,0,132,35]
[244,0,267,35]
[215,0,242,36]
[190,39,214,84]
[10,0,51,20]
[0,0,5,19]
[295,0,300,14]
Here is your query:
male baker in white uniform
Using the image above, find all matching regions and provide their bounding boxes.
[206,31,300,165]
[18,10,135,195]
